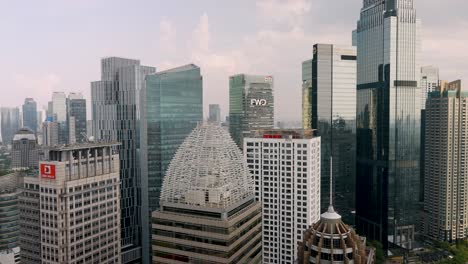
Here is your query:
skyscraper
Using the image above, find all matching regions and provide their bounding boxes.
[0,107,20,145]
[355,0,421,249]
[208,104,221,124]
[42,119,59,147]
[140,64,203,261]
[420,66,439,110]
[244,129,321,264]
[0,172,21,264]
[302,44,357,224]
[22,98,38,133]
[229,74,274,148]
[423,80,468,242]
[67,93,87,143]
[11,128,40,169]
[20,142,121,264]
[92,57,156,263]
[153,124,262,263]
[51,92,68,144]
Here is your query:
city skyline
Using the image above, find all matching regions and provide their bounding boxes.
[1,0,467,122]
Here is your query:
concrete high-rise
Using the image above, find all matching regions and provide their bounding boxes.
[420,66,439,110]
[19,142,121,264]
[11,128,40,169]
[152,124,261,263]
[423,80,468,241]
[67,93,87,143]
[1,107,20,145]
[141,64,203,261]
[92,57,156,263]
[208,104,221,123]
[42,119,59,147]
[302,44,357,224]
[229,74,274,148]
[22,98,38,133]
[244,129,321,263]
[355,0,421,249]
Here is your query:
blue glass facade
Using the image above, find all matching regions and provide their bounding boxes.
[140,64,203,262]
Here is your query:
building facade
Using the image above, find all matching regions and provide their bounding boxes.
[229,74,274,148]
[244,130,321,263]
[208,104,221,124]
[423,80,468,241]
[302,44,357,224]
[420,66,439,110]
[67,93,87,144]
[1,107,20,145]
[19,142,121,264]
[141,64,203,260]
[152,124,262,263]
[355,0,421,249]
[22,98,38,133]
[92,57,156,263]
[11,128,40,169]
[0,172,21,258]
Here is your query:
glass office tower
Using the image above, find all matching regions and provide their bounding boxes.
[302,44,357,224]
[22,98,38,133]
[67,93,87,143]
[355,0,421,249]
[0,107,20,145]
[92,57,156,263]
[229,74,274,148]
[140,64,203,262]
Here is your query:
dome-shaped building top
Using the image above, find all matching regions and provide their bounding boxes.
[160,123,254,209]
[298,204,375,264]
[13,127,36,141]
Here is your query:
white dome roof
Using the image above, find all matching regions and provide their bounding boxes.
[160,123,254,208]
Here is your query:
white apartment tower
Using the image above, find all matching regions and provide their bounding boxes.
[19,142,121,264]
[244,130,321,264]
[424,80,468,241]
[421,66,440,109]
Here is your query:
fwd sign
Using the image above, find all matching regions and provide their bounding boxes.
[40,164,56,179]
[250,99,267,106]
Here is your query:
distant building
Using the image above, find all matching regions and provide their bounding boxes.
[22,98,38,133]
[152,124,262,263]
[141,64,203,258]
[42,120,59,147]
[67,93,87,143]
[11,128,40,169]
[1,107,20,145]
[92,57,156,263]
[229,74,274,148]
[302,44,357,224]
[420,66,439,110]
[208,104,221,123]
[424,80,468,241]
[0,172,21,263]
[20,142,121,263]
[244,129,321,263]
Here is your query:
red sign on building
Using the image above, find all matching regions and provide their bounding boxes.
[40,164,56,179]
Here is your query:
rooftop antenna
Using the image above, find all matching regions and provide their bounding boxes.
[328,156,334,212]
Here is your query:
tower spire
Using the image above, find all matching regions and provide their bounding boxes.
[328,156,335,213]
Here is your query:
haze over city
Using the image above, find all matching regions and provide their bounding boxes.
[1,0,467,121]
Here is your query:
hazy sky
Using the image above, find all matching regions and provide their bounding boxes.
[1,0,467,122]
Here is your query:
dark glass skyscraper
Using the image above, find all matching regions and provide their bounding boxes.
[67,93,87,143]
[140,64,203,262]
[22,98,37,133]
[302,44,357,224]
[355,0,421,249]
[92,57,156,263]
[229,74,274,148]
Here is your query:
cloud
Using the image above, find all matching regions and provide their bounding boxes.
[7,73,62,108]
[159,17,177,53]
[256,0,311,27]
[192,13,210,52]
